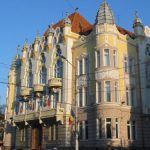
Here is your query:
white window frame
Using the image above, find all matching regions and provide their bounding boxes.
[124,56,129,73]
[96,118,102,139]
[96,81,101,103]
[113,50,118,67]
[126,87,130,106]
[95,50,100,68]
[115,118,119,139]
[129,58,135,75]
[114,81,119,102]
[105,81,111,102]
[127,121,136,140]
[105,118,112,139]
[104,49,110,66]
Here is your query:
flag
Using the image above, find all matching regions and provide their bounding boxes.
[69,109,75,126]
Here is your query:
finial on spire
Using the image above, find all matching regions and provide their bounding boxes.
[75,7,79,12]
[133,10,143,28]
[47,23,54,34]
[64,12,71,26]
[66,12,69,17]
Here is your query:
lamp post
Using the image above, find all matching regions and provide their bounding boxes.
[60,55,78,150]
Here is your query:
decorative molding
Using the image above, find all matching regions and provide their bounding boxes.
[95,69,119,80]
[77,75,87,87]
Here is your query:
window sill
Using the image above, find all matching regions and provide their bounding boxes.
[96,138,120,141]
[79,139,88,142]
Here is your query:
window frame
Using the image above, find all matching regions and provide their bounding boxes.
[105,118,112,139]
[104,49,110,66]
[105,81,111,102]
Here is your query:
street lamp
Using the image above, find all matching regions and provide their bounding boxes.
[59,55,79,150]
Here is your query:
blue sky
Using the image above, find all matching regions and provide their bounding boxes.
[0,0,150,105]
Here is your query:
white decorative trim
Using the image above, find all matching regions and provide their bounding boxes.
[95,69,119,80]
[77,75,87,87]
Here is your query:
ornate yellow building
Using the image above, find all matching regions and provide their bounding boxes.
[4,1,150,150]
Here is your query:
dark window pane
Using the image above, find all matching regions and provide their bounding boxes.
[107,124,111,138]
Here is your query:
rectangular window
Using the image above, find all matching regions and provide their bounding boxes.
[106,118,112,138]
[113,50,117,67]
[132,121,136,140]
[85,87,88,106]
[79,88,82,107]
[79,122,83,140]
[79,60,83,75]
[105,81,111,102]
[20,128,26,142]
[48,125,56,141]
[129,58,134,74]
[115,118,119,138]
[126,87,130,105]
[96,82,101,103]
[85,121,88,140]
[114,82,119,102]
[127,121,130,139]
[96,51,100,68]
[124,57,129,73]
[85,57,88,74]
[96,118,102,139]
[104,49,110,66]
[127,121,136,140]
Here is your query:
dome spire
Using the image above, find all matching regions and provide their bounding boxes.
[133,11,143,27]
[96,0,115,25]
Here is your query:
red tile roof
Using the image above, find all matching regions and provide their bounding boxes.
[44,12,134,38]
[44,12,93,36]
[117,26,134,38]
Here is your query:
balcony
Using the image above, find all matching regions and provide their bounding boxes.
[48,78,62,87]
[13,114,25,123]
[33,84,45,92]
[13,101,64,123]
[20,88,32,96]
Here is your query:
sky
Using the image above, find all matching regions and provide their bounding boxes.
[0,0,150,105]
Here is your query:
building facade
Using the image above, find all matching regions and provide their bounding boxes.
[4,1,150,150]
[0,114,4,147]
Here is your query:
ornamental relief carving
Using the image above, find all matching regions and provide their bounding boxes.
[77,75,87,87]
[95,69,119,80]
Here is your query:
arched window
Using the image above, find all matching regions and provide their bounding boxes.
[27,60,33,88]
[28,71,33,88]
[40,66,47,84]
[41,53,46,64]
[55,48,63,78]
[55,59,63,78]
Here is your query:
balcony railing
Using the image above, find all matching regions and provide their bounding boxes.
[13,97,64,123]
[48,78,62,87]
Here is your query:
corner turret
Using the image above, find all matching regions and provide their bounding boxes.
[96,0,115,25]
[133,12,144,37]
